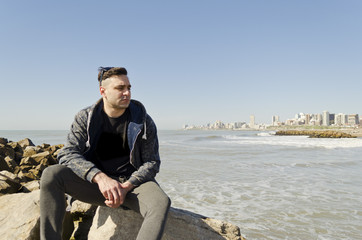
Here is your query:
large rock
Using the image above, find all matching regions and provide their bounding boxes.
[70,201,98,240]
[0,170,21,195]
[0,155,12,172]
[0,190,75,240]
[18,138,35,148]
[88,206,244,240]
[0,144,16,160]
[0,138,8,145]
[0,190,40,240]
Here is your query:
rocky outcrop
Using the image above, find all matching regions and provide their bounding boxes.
[88,206,243,240]
[0,190,77,240]
[0,137,63,195]
[0,137,245,240]
[275,130,357,138]
[0,190,243,240]
[0,190,41,240]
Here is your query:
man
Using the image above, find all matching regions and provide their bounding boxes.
[40,67,171,240]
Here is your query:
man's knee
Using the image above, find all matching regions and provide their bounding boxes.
[159,194,171,211]
[40,164,67,188]
[150,185,171,213]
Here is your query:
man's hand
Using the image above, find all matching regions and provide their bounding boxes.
[92,172,134,208]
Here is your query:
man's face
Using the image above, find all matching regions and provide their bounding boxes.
[100,75,131,111]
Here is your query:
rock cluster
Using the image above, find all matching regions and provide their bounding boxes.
[275,130,357,138]
[0,137,245,240]
[88,206,243,240]
[0,137,63,195]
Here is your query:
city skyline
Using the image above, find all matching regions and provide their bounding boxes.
[184,110,361,130]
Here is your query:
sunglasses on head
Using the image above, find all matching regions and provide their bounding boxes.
[98,67,114,84]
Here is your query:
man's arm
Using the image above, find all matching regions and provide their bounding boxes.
[57,108,101,182]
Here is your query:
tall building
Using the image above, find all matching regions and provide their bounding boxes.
[272,115,280,126]
[335,113,347,126]
[329,113,335,125]
[347,114,359,125]
[250,115,255,127]
[305,114,311,125]
[323,111,330,126]
[316,114,322,126]
[214,120,225,129]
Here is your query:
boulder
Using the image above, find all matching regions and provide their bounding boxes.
[0,189,74,240]
[0,155,12,172]
[17,170,38,182]
[0,137,8,145]
[0,190,40,240]
[21,180,40,193]
[70,201,98,240]
[7,141,24,155]
[20,156,39,166]
[71,200,97,215]
[18,138,35,148]
[0,144,16,160]
[4,155,19,172]
[23,146,41,157]
[29,151,51,164]
[88,206,244,240]
[0,170,21,195]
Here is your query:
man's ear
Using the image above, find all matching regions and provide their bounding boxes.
[100,86,106,96]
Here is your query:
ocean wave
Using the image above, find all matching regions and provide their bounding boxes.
[257,131,276,137]
[189,135,224,142]
[219,135,362,149]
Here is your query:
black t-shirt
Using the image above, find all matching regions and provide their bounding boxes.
[95,108,136,177]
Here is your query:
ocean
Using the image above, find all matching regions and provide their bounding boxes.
[1,129,362,240]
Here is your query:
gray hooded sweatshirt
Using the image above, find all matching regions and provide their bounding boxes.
[57,99,161,187]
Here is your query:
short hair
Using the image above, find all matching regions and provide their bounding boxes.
[98,67,128,84]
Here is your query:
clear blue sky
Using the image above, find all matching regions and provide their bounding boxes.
[1,0,361,130]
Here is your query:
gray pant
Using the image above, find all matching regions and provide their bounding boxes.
[40,165,171,240]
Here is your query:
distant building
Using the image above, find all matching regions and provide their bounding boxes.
[329,113,335,125]
[213,120,225,129]
[335,113,347,126]
[272,115,280,126]
[323,111,330,126]
[347,114,359,126]
[305,114,311,125]
[250,115,255,127]
[234,122,246,129]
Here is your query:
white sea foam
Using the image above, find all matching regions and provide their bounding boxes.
[221,134,362,149]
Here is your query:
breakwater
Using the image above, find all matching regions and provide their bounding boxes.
[275,130,357,138]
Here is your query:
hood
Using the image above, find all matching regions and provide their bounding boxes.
[128,99,148,140]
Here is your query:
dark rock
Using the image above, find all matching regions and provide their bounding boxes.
[0,170,21,195]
